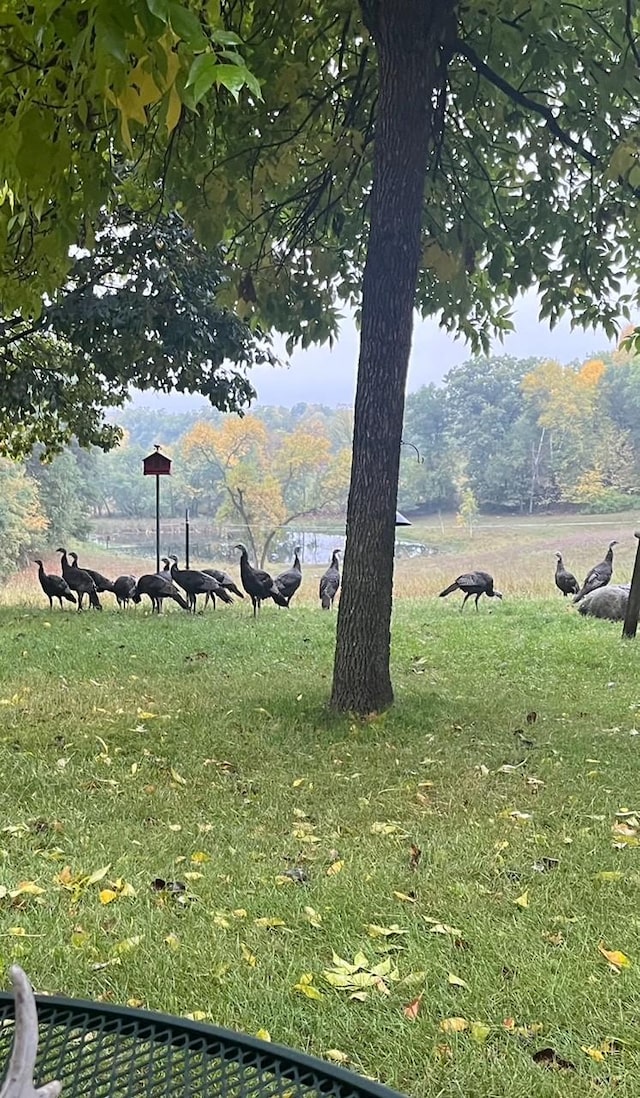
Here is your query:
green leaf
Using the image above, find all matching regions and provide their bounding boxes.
[169,2,208,47]
[185,53,219,104]
[146,0,171,20]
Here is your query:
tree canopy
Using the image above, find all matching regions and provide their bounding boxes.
[0,210,273,458]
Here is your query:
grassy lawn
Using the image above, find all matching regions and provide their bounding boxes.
[0,589,639,1096]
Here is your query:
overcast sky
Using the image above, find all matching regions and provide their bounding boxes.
[135,287,621,412]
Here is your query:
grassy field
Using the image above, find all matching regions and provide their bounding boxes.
[1,550,640,1096]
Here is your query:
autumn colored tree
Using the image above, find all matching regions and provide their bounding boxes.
[522,359,636,508]
[0,461,48,579]
[182,417,351,564]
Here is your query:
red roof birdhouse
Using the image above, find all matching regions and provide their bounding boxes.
[143,447,171,476]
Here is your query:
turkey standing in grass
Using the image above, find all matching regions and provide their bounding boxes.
[113,575,137,608]
[34,560,76,609]
[201,567,244,608]
[133,573,190,613]
[56,548,101,610]
[273,547,302,607]
[319,549,340,610]
[573,541,617,603]
[69,553,115,593]
[439,571,502,611]
[234,544,289,616]
[554,552,579,597]
[168,554,233,612]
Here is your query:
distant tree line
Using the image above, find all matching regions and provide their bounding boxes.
[400,350,640,516]
[3,350,640,579]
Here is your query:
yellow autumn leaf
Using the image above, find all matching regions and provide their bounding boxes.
[256,1029,271,1042]
[7,927,27,937]
[213,915,230,929]
[470,1022,491,1042]
[184,872,203,882]
[137,710,159,720]
[126,998,144,1008]
[304,906,322,928]
[113,936,141,955]
[292,778,305,787]
[293,973,324,1000]
[184,1011,209,1022]
[367,924,406,938]
[582,1046,606,1062]
[233,908,247,919]
[241,944,257,967]
[170,768,187,785]
[325,1050,349,1064]
[190,851,210,864]
[12,881,46,897]
[254,917,286,928]
[447,973,469,989]
[440,1017,468,1034]
[326,860,344,876]
[86,865,111,886]
[164,934,180,951]
[393,891,417,903]
[99,888,118,905]
[513,891,529,909]
[598,943,631,970]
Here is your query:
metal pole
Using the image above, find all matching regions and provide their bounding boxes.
[155,475,160,574]
[185,508,190,569]
[622,531,640,639]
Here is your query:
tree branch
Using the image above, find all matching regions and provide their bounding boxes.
[454,38,600,169]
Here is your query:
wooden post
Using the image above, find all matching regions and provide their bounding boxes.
[185,508,190,569]
[622,531,640,639]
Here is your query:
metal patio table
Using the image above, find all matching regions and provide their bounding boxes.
[0,988,405,1098]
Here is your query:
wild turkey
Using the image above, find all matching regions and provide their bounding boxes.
[168,554,233,612]
[56,548,101,610]
[577,583,630,621]
[234,544,289,616]
[69,552,115,593]
[573,541,617,604]
[319,550,340,610]
[439,570,502,611]
[113,575,137,608]
[273,547,302,607]
[201,567,244,604]
[34,560,76,609]
[133,574,190,613]
[554,552,579,597]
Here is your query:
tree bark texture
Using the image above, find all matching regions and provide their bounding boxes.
[330,0,457,714]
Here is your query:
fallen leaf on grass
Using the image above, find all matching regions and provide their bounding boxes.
[594,871,623,883]
[164,934,180,951]
[598,943,631,971]
[326,860,343,876]
[256,1029,271,1042]
[439,1017,468,1034]
[113,936,141,955]
[325,1049,349,1064]
[190,851,210,864]
[425,919,462,936]
[582,1046,606,1063]
[504,1019,543,1037]
[409,843,422,871]
[184,1011,211,1022]
[367,924,407,939]
[237,944,258,971]
[447,973,469,989]
[370,822,405,836]
[293,973,324,1000]
[322,953,398,1000]
[254,917,286,929]
[304,906,322,928]
[470,1022,491,1042]
[393,891,416,904]
[403,994,423,1021]
[532,1047,576,1071]
[126,998,144,1008]
[513,891,529,909]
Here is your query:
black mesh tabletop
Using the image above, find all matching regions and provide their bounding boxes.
[0,992,404,1098]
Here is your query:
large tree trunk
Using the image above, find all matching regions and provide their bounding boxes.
[330,0,456,714]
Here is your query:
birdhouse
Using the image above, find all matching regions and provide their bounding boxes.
[395,510,412,526]
[143,447,171,476]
